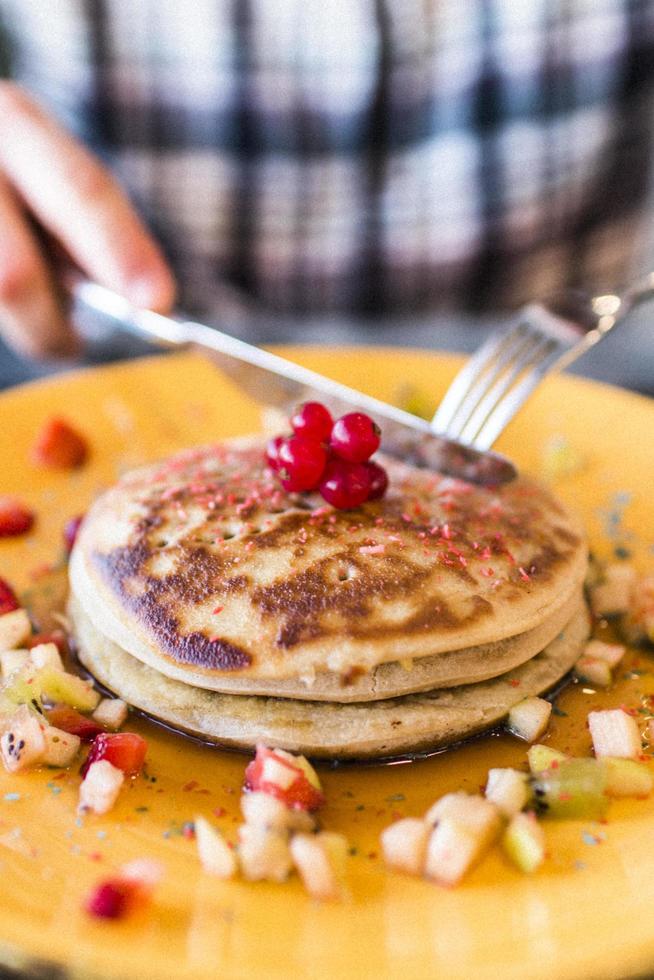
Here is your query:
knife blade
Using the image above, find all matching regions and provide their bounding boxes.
[72,281,516,485]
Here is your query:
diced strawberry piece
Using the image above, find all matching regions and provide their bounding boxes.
[0,496,35,538]
[47,704,104,742]
[31,417,88,469]
[244,746,324,812]
[85,879,134,920]
[0,577,19,615]
[28,629,68,657]
[81,732,148,778]
[63,514,84,553]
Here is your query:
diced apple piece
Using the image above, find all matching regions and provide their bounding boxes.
[240,791,315,833]
[485,768,531,818]
[532,758,609,820]
[261,755,297,791]
[92,698,128,731]
[507,697,552,742]
[425,792,501,841]
[39,669,100,712]
[380,818,429,876]
[0,704,45,772]
[238,824,292,882]
[602,758,654,798]
[527,744,568,775]
[588,708,642,760]
[502,812,546,873]
[583,640,626,669]
[290,832,348,901]
[0,609,31,652]
[195,815,237,879]
[424,818,490,886]
[590,564,637,617]
[42,725,81,767]
[0,649,29,678]
[29,642,63,672]
[79,759,124,815]
[574,656,612,688]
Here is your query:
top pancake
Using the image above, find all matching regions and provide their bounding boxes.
[69,437,587,688]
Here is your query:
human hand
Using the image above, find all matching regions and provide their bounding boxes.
[0,83,176,358]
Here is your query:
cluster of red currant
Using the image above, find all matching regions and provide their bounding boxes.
[266,402,389,509]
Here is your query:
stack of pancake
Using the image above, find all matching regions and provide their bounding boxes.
[68,438,589,759]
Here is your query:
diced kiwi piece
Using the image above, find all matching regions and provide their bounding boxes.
[602,758,654,798]
[37,668,99,712]
[531,758,609,820]
[527,744,568,775]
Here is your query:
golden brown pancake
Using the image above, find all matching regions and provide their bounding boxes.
[72,593,589,759]
[69,438,587,699]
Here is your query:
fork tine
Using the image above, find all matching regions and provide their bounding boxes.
[458,333,559,446]
[469,342,565,450]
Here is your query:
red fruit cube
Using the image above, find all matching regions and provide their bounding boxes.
[47,704,104,742]
[85,878,134,919]
[28,630,69,657]
[0,496,35,537]
[0,577,19,615]
[244,745,324,812]
[31,417,88,469]
[81,732,148,778]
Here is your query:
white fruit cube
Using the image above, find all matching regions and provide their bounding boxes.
[380,818,429,876]
[574,656,612,688]
[485,768,531,818]
[0,705,46,772]
[238,824,292,882]
[42,725,81,767]
[424,819,488,887]
[590,564,637,616]
[0,648,29,678]
[425,793,501,847]
[588,709,642,760]
[79,760,124,814]
[0,609,31,652]
[583,640,626,668]
[290,832,348,901]
[92,698,128,731]
[527,744,567,775]
[261,755,297,791]
[120,858,164,890]
[507,697,552,742]
[603,758,654,798]
[502,812,546,873]
[240,791,315,833]
[195,816,237,879]
[30,642,63,672]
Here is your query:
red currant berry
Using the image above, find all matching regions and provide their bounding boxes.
[329,412,381,463]
[278,435,327,492]
[364,461,388,500]
[290,402,333,443]
[319,459,371,510]
[265,435,286,471]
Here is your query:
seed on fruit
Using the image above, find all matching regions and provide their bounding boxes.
[277,435,327,492]
[291,402,333,442]
[329,412,381,463]
[319,460,371,510]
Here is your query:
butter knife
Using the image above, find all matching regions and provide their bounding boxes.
[72,281,516,486]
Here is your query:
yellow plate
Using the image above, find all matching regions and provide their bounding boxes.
[0,348,653,980]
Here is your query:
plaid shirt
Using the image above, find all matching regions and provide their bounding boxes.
[2,0,654,334]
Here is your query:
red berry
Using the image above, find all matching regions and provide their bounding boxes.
[0,577,19,615]
[319,459,371,510]
[0,496,35,537]
[278,435,327,492]
[63,514,84,554]
[86,879,133,919]
[363,461,388,500]
[329,412,381,463]
[290,402,333,442]
[81,732,148,778]
[31,417,88,469]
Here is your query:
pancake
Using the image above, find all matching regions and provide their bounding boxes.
[72,593,590,759]
[69,438,588,696]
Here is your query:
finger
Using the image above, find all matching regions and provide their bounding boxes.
[0,177,78,358]
[0,83,176,312]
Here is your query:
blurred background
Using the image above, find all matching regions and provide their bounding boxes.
[1,1,653,395]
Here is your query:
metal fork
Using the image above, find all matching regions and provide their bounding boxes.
[431,273,654,451]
